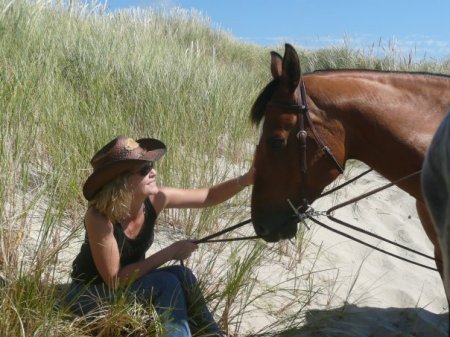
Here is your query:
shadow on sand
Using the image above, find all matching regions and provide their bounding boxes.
[259,304,448,337]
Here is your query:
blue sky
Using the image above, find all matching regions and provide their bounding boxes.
[106,0,450,60]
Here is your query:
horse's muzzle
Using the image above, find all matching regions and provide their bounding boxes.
[252,216,298,242]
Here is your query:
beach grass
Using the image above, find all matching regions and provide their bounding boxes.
[1,0,449,336]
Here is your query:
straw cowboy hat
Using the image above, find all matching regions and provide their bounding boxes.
[83,135,166,201]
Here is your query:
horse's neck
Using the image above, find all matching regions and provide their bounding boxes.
[308,71,450,197]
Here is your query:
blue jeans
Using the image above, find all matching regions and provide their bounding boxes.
[65,265,223,337]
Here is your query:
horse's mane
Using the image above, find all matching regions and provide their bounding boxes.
[250,69,450,126]
[310,68,450,80]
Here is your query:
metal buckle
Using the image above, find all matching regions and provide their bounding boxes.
[287,199,311,230]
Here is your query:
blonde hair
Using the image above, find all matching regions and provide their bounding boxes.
[88,173,133,224]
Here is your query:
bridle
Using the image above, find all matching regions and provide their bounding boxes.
[267,77,345,211]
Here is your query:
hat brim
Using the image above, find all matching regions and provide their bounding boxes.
[83,138,166,201]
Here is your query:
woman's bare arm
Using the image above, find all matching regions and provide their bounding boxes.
[85,208,197,289]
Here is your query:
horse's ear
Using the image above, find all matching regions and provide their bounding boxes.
[282,43,301,91]
[270,51,283,79]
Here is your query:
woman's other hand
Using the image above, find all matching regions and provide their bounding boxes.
[169,240,198,260]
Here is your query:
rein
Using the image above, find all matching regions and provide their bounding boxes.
[191,168,436,272]
[293,169,437,271]
[193,219,258,244]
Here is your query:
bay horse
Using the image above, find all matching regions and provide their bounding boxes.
[250,43,450,275]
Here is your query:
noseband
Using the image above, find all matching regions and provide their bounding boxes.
[268,79,345,210]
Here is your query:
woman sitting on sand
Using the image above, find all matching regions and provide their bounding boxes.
[65,135,254,337]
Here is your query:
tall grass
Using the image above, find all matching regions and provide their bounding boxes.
[1,0,449,336]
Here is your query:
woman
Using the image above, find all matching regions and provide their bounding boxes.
[65,135,254,337]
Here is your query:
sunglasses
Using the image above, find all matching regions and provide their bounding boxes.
[136,161,154,176]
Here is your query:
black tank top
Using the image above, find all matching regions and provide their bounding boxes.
[71,199,157,284]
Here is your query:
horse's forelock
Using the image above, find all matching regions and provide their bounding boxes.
[250,80,279,126]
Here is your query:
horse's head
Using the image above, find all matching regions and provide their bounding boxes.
[251,44,345,242]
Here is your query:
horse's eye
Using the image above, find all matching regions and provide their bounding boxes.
[268,138,286,150]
